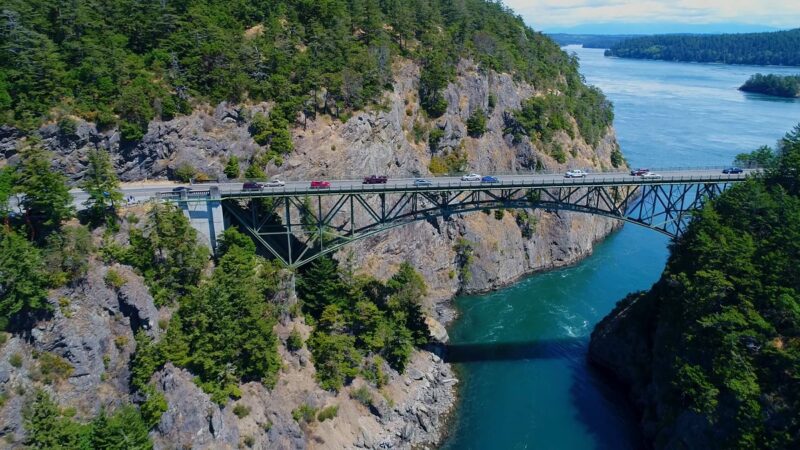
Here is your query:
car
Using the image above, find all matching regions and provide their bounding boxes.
[413,179,432,187]
[172,186,192,193]
[242,181,263,191]
[565,169,588,178]
[264,179,286,187]
[310,180,331,189]
[630,168,650,176]
[481,175,499,183]
[722,167,743,174]
[461,173,481,182]
[640,172,663,180]
[363,175,388,184]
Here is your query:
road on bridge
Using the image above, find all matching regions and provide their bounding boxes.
[37,167,754,209]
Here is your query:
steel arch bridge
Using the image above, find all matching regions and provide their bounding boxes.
[155,170,751,268]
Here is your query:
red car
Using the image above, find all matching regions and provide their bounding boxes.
[630,168,650,176]
[310,180,331,189]
[363,175,388,184]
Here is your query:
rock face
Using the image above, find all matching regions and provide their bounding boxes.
[1,57,623,449]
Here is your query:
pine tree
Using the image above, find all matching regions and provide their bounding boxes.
[81,149,123,227]
[15,145,75,238]
[0,230,49,330]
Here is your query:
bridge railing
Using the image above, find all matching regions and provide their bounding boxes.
[157,171,752,201]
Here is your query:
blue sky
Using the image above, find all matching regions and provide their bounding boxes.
[502,0,799,34]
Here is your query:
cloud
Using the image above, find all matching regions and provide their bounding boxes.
[502,0,800,29]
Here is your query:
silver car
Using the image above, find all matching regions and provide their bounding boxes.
[264,179,286,187]
[461,173,481,182]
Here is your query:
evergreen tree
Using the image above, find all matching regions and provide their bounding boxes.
[224,156,240,179]
[0,230,49,330]
[81,149,123,227]
[90,406,152,450]
[15,145,75,238]
[23,390,91,449]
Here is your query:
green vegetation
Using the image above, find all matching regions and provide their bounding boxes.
[286,327,304,352]
[224,156,241,179]
[606,29,800,66]
[466,109,488,137]
[111,204,208,306]
[735,145,778,168]
[593,123,800,448]
[292,403,317,424]
[14,145,75,239]
[0,230,50,330]
[297,258,430,391]
[81,150,123,227]
[128,227,281,404]
[2,0,602,155]
[317,405,339,422]
[739,73,800,98]
[45,225,93,287]
[350,385,373,407]
[453,238,475,285]
[32,351,73,384]
[508,86,613,148]
[232,404,251,418]
[23,389,153,449]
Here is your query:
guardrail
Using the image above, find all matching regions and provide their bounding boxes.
[158,171,753,201]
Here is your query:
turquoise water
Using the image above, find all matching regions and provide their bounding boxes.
[441,47,800,449]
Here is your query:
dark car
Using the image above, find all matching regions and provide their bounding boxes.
[310,180,331,189]
[630,168,650,176]
[481,175,499,183]
[722,167,743,174]
[242,182,263,191]
[172,186,192,193]
[363,175,388,184]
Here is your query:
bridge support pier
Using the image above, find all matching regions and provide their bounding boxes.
[178,186,225,252]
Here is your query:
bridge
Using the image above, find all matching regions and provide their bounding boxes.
[154,168,754,268]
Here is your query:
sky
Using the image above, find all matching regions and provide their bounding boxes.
[502,0,800,34]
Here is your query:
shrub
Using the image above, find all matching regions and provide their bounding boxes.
[350,385,372,407]
[292,403,317,423]
[286,327,304,352]
[0,332,7,345]
[317,405,338,422]
[551,144,567,164]
[467,109,487,137]
[488,93,497,110]
[140,386,168,428]
[242,435,255,447]
[104,269,126,289]
[224,156,240,179]
[9,353,22,368]
[610,146,625,168]
[428,127,445,152]
[58,118,78,137]
[494,209,505,220]
[173,163,196,182]
[36,352,73,383]
[114,335,128,350]
[233,404,251,418]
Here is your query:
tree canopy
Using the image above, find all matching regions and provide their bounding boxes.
[606,29,800,66]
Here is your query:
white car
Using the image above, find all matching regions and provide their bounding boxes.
[565,169,588,178]
[640,172,663,180]
[461,173,481,182]
[264,179,286,187]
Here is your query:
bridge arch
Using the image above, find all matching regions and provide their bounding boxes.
[220,181,731,268]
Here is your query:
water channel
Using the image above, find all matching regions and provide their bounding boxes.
[440,46,800,450]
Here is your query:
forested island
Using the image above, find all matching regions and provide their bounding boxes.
[605,28,800,66]
[739,73,800,98]
[590,124,800,449]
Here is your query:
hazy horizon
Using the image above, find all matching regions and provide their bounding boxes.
[502,0,799,35]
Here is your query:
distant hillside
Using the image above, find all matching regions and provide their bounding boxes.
[548,34,637,49]
[605,28,800,66]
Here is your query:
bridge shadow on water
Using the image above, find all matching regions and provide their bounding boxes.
[439,337,645,450]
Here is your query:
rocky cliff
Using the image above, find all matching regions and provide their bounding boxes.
[1,57,622,449]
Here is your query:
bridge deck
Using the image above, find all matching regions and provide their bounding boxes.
[157,169,755,201]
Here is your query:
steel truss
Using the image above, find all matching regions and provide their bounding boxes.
[221,182,729,268]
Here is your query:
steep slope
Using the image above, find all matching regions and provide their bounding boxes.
[589,128,800,449]
[1,1,625,449]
